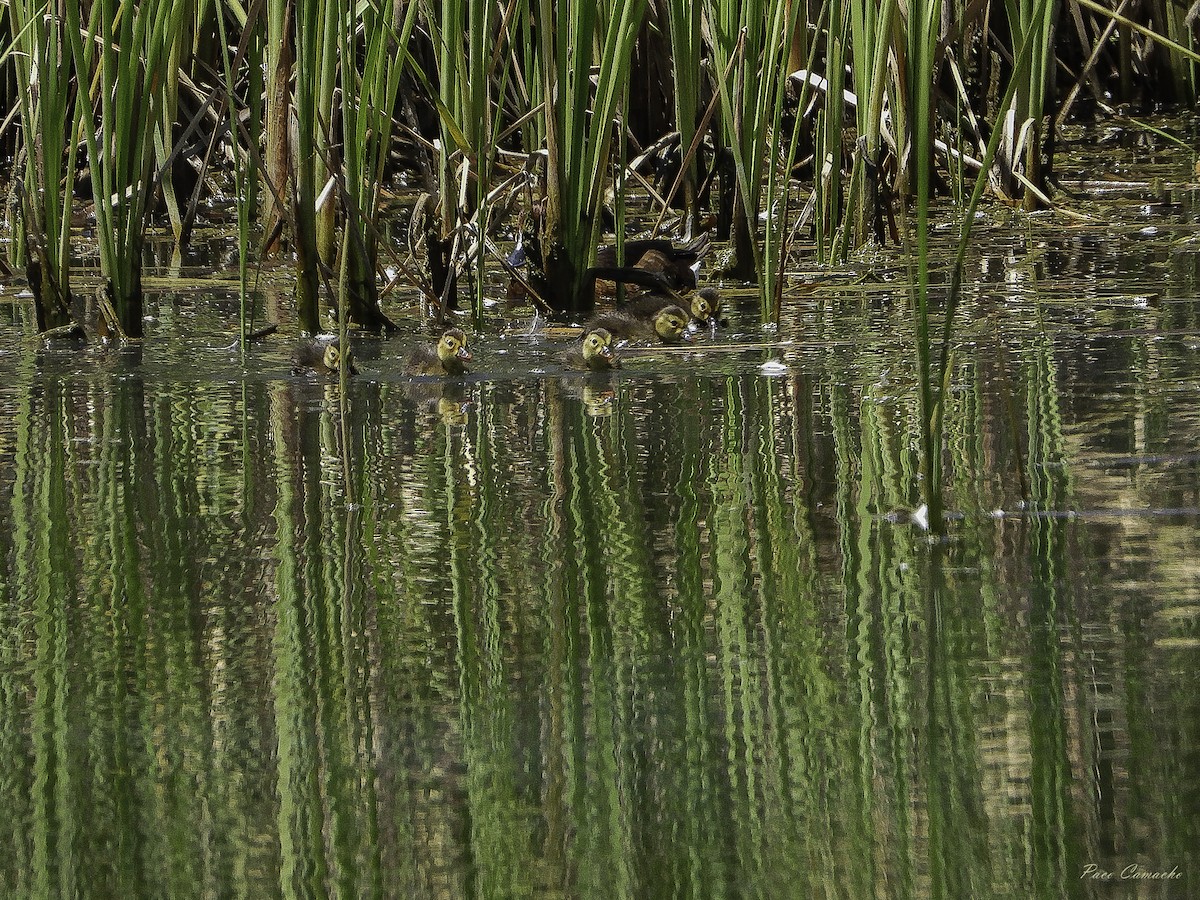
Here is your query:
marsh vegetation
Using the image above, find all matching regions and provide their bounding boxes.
[1,5,1200,897]
[2,0,1196,317]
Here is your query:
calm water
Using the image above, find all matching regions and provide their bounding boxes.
[2,127,1199,899]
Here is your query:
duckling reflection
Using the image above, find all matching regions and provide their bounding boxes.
[553,373,618,418]
[291,336,358,376]
[402,378,472,426]
[436,395,470,426]
[405,327,472,376]
[580,383,617,417]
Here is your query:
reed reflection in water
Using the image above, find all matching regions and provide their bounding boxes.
[0,352,1196,899]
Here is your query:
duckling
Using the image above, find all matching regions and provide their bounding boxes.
[586,304,691,344]
[625,286,723,327]
[406,326,472,375]
[695,286,724,325]
[291,337,357,376]
[562,327,621,371]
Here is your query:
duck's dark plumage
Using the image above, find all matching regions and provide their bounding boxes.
[588,235,710,296]
[594,235,709,272]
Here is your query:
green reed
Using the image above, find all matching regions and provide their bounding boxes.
[811,0,845,262]
[262,0,417,334]
[1000,0,1056,210]
[5,0,1200,342]
[240,4,264,229]
[908,0,1049,533]
[338,0,416,328]
[6,0,79,330]
[1073,0,1200,80]
[153,7,189,257]
[420,0,512,319]
[261,0,289,257]
[844,0,899,253]
[536,0,648,313]
[290,0,338,333]
[212,0,254,343]
[905,0,944,529]
[65,0,187,338]
[664,0,703,235]
[765,1,823,319]
[703,0,803,309]
[1144,0,1197,102]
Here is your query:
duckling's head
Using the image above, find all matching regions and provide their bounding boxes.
[692,287,723,325]
[653,306,691,343]
[581,328,619,369]
[437,327,472,372]
[323,341,359,375]
[322,342,341,371]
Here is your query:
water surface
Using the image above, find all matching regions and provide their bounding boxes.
[1,121,1198,899]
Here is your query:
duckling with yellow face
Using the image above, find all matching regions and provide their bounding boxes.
[406,327,472,375]
[586,304,691,345]
[625,286,723,328]
[291,337,358,376]
[563,327,620,370]
[692,287,724,326]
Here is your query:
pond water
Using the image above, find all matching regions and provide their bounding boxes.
[1,121,1199,899]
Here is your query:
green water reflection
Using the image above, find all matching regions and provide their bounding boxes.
[6,112,1200,894]
[1,322,1197,898]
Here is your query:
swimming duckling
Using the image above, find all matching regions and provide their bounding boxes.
[291,337,357,376]
[562,327,621,371]
[586,304,691,344]
[625,286,723,327]
[406,327,472,375]
[695,286,724,325]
